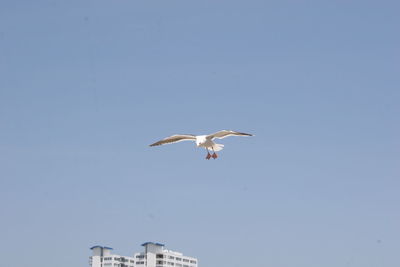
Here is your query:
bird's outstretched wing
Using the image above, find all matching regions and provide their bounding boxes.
[149,134,196,147]
[207,130,253,140]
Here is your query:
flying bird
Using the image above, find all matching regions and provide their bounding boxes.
[149,130,253,160]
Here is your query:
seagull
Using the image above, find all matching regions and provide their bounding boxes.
[149,130,253,160]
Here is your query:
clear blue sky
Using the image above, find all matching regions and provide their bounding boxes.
[1,1,399,267]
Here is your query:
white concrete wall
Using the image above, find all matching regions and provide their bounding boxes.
[91,256,101,267]
[146,243,163,254]
[103,248,112,256]
[91,247,102,257]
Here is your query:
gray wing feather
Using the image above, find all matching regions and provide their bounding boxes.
[149,134,196,147]
[208,130,253,140]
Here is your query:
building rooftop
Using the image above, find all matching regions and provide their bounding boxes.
[141,242,165,247]
[90,245,113,250]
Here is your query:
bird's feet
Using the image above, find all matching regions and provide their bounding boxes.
[206,153,211,160]
[212,153,218,159]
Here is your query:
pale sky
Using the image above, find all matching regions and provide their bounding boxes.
[0,1,399,267]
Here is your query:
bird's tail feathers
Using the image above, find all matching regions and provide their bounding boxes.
[212,144,224,152]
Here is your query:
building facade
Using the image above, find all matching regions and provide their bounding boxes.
[90,242,198,267]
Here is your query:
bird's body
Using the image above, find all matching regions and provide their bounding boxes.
[195,135,224,151]
[150,130,252,159]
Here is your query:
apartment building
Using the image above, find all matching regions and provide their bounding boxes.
[90,242,198,267]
